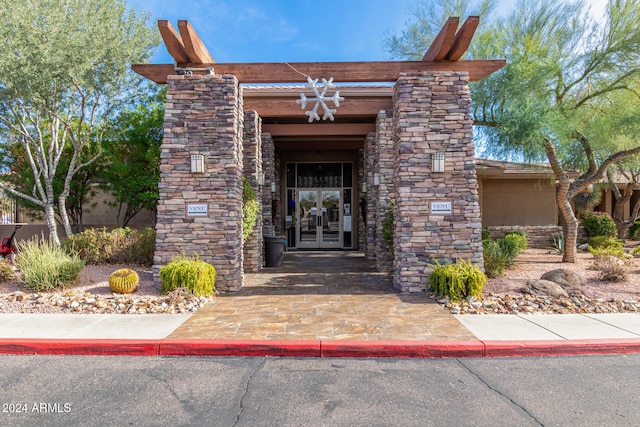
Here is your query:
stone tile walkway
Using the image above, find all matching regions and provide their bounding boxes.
[167,251,474,341]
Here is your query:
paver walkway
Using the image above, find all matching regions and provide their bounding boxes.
[168,251,474,341]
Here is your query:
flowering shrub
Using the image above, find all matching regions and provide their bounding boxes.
[579,211,617,238]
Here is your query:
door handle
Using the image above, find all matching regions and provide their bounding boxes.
[316,215,321,227]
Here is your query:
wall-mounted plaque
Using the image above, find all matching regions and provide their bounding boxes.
[187,203,208,217]
[430,201,452,214]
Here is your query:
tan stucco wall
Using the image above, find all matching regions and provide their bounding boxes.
[480,178,557,226]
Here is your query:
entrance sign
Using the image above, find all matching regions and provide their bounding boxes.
[187,203,208,217]
[431,201,452,214]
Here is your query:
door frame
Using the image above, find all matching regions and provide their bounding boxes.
[296,188,343,249]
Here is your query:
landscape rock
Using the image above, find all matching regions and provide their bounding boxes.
[540,269,586,289]
[521,279,569,298]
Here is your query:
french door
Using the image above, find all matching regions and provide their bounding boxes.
[297,189,342,249]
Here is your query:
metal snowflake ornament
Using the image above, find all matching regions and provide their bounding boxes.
[296,77,345,122]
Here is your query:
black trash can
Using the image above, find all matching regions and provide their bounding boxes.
[264,235,285,267]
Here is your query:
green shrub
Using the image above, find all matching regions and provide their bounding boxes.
[632,246,640,258]
[588,235,623,251]
[589,246,626,260]
[160,254,216,297]
[16,237,85,292]
[382,199,394,252]
[504,231,528,251]
[498,237,521,263]
[481,228,491,240]
[482,238,519,278]
[629,222,640,240]
[429,260,487,302]
[62,227,155,266]
[0,259,15,282]
[242,178,260,243]
[579,211,617,237]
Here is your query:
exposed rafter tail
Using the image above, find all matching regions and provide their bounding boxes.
[422,17,460,61]
[158,20,191,64]
[177,20,215,64]
[445,16,480,61]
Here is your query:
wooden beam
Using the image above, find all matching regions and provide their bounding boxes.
[445,16,480,61]
[422,17,459,61]
[263,123,375,137]
[131,59,505,84]
[244,98,392,118]
[177,20,214,64]
[158,20,191,64]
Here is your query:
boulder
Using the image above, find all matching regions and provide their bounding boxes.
[521,279,569,298]
[540,269,586,290]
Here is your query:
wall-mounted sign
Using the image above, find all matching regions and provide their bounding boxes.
[344,216,352,232]
[431,201,452,214]
[187,203,208,217]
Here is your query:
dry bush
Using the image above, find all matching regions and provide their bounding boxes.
[591,254,631,282]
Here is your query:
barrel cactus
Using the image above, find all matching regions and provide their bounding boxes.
[108,268,139,294]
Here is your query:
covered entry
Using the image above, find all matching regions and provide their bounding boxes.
[132,17,505,292]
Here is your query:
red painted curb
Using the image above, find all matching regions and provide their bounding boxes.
[159,339,321,357]
[2,338,640,358]
[483,339,640,358]
[0,339,159,356]
[320,340,486,358]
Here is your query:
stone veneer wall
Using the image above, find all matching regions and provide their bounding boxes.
[487,225,564,248]
[273,151,283,235]
[358,148,366,252]
[392,72,483,292]
[364,134,376,259]
[375,111,395,272]
[242,110,263,272]
[261,133,275,237]
[155,73,244,292]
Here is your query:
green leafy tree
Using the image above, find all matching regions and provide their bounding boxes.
[102,87,164,227]
[1,134,106,231]
[386,0,640,262]
[0,0,160,244]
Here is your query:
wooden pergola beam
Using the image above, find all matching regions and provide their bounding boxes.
[263,123,375,137]
[158,20,191,64]
[244,98,392,118]
[177,20,214,64]
[132,59,505,84]
[445,16,480,61]
[422,17,459,61]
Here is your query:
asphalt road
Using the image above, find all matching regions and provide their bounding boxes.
[0,354,639,426]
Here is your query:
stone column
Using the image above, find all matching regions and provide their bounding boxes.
[242,110,263,272]
[375,110,395,272]
[155,73,244,292]
[364,133,376,259]
[357,148,366,251]
[261,133,275,237]
[392,72,483,292]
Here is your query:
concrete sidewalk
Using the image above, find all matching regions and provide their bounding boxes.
[1,312,640,358]
[2,252,639,358]
[2,312,640,341]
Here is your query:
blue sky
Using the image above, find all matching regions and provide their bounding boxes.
[128,0,608,64]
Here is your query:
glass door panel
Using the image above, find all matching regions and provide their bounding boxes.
[298,190,318,247]
[296,189,342,249]
[321,190,341,247]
